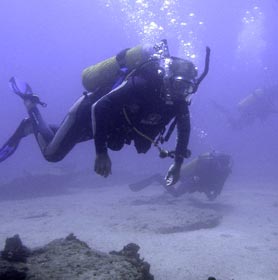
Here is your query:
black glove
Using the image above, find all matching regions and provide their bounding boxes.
[165,162,181,186]
[94,153,112,177]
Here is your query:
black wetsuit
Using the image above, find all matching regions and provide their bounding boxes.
[92,75,190,160]
[0,71,191,165]
[129,152,232,200]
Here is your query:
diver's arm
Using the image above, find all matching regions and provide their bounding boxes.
[165,102,191,186]
[175,102,191,163]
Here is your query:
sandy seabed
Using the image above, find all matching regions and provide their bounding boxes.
[0,179,277,280]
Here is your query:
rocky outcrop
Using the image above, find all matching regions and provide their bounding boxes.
[0,234,154,280]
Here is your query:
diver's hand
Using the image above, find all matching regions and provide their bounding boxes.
[165,163,181,186]
[94,153,112,177]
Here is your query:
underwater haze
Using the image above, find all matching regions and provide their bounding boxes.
[0,0,277,181]
[0,0,278,279]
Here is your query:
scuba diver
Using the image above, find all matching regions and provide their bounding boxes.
[212,86,278,130]
[129,151,232,201]
[0,39,210,186]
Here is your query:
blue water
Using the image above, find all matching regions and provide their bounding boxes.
[0,1,277,279]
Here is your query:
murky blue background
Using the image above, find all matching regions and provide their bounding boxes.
[0,0,277,186]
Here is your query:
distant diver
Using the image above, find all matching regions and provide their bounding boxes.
[129,151,232,201]
[212,86,278,130]
[0,39,210,186]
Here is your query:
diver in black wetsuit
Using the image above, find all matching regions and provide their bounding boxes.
[212,86,278,130]
[129,151,232,200]
[0,41,210,186]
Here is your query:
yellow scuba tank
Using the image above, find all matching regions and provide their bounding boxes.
[82,43,155,93]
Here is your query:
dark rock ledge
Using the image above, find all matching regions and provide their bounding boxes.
[0,234,154,280]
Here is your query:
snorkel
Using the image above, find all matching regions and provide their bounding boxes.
[171,45,211,105]
[195,46,211,91]
[186,46,211,103]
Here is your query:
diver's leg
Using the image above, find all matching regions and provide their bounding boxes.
[24,99,55,153]
[8,76,55,156]
[23,93,93,162]
[7,76,92,162]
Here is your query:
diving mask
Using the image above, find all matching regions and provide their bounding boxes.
[160,57,197,103]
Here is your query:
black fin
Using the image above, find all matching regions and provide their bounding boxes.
[0,118,32,162]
